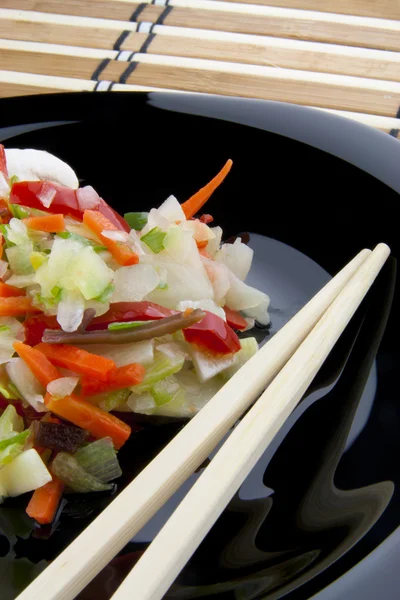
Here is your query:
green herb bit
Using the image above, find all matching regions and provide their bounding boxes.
[108,321,148,331]
[124,212,148,231]
[157,282,169,290]
[0,325,10,333]
[9,175,19,186]
[94,283,114,303]
[9,204,30,220]
[141,227,166,254]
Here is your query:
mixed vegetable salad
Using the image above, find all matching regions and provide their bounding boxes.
[0,145,270,526]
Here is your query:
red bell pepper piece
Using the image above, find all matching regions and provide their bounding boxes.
[183,310,241,355]
[223,306,248,331]
[10,181,129,232]
[0,144,8,178]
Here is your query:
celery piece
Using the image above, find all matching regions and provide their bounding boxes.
[131,351,184,394]
[52,452,111,493]
[74,437,122,483]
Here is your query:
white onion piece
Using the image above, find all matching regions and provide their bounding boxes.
[37,182,56,208]
[77,340,154,368]
[47,377,79,398]
[225,271,270,311]
[76,185,101,210]
[156,342,191,361]
[128,230,145,256]
[243,317,256,331]
[101,229,129,242]
[0,173,10,198]
[57,290,85,332]
[190,347,238,382]
[0,259,8,278]
[176,299,226,321]
[112,263,159,302]
[6,358,47,412]
[6,274,37,288]
[157,195,186,223]
[206,226,222,257]
[215,239,254,281]
[141,208,170,235]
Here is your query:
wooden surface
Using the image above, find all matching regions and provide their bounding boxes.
[0,0,399,137]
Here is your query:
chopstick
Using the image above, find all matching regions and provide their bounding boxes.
[111,243,390,600]
[16,246,372,600]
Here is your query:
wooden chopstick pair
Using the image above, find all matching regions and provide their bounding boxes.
[16,243,390,600]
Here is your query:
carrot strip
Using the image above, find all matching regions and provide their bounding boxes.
[44,392,131,449]
[24,214,65,233]
[0,281,26,297]
[35,342,117,382]
[13,342,61,388]
[83,210,138,266]
[0,297,41,317]
[26,473,64,525]
[81,363,146,397]
[181,159,233,219]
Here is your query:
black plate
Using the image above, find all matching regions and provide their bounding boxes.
[0,93,399,600]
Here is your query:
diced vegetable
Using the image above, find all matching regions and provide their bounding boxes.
[34,421,87,453]
[0,316,24,365]
[10,181,129,231]
[221,337,259,380]
[225,272,270,325]
[157,195,186,223]
[177,299,226,321]
[112,264,159,302]
[13,342,61,388]
[6,357,47,412]
[0,281,25,297]
[77,339,154,368]
[83,210,138,266]
[35,343,117,382]
[75,437,122,482]
[44,392,131,449]
[91,388,131,412]
[183,311,241,355]
[181,159,232,219]
[131,351,184,394]
[23,314,58,346]
[215,239,253,281]
[0,430,30,466]
[223,306,248,331]
[151,375,186,407]
[0,449,52,497]
[0,404,24,439]
[81,363,145,396]
[47,376,79,398]
[6,243,34,275]
[0,297,41,317]
[24,214,65,233]
[124,212,148,231]
[190,347,238,382]
[26,473,64,524]
[51,452,111,493]
[141,227,167,253]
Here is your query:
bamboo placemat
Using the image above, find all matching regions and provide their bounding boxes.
[0,0,399,137]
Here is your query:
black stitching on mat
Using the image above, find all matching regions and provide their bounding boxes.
[91,58,111,81]
[139,32,156,53]
[130,3,147,21]
[113,30,131,51]
[155,4,172,25]
[389,106,400,139]
[118,61,139,84]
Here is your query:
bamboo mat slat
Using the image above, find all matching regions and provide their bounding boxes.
[0,2,399,138]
